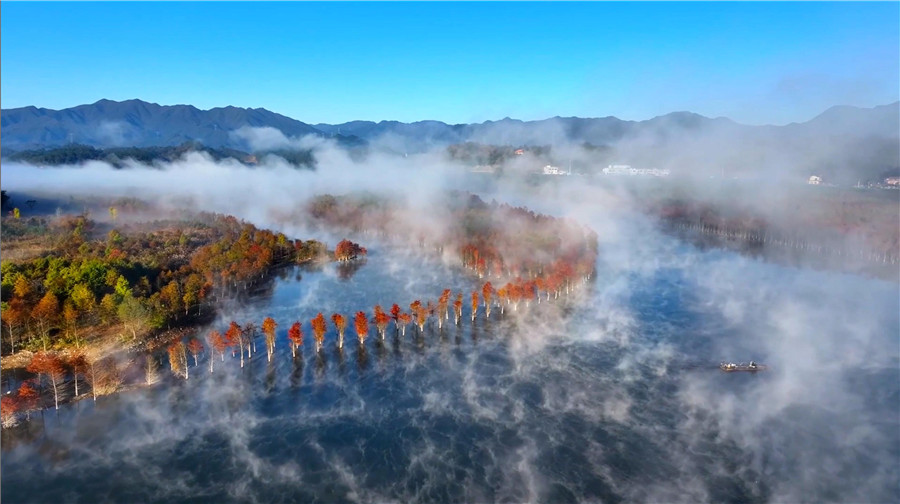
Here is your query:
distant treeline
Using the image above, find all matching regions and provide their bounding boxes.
[3,142,317,169]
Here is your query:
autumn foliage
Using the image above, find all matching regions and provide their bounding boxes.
[334,239,368,262]
[27,351,65,410]
[373,305,391,339]
[262,316,277,362]
[288,321,303,357]
[354,311,369,344]
[311,313,327,351]
[331,313,347,349]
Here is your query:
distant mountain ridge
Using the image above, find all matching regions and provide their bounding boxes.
[4,98,897,152]
[0,99,322,150]
[2,99,897,184]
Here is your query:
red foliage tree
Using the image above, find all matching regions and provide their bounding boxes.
[287,321,303,358]
[311,313,327,351]
[18,381,40,412]
[437,289,451,329]
[334,239,368,262]
[187,338,204,368]
[482,282,494,318]
[168,341,188,380]
[27,351,65,410]
[331,313,347,349]
[1,298,27,355]
[497,285,509,314]
[397,312,412,336]
[225,321,246,367]
[373,305,390,339]
[208,330,227,372]
[262,316,277,362]
[413,303,428,334]
[32,292,60,351]
[354,311,369,345]
[453,293,463,325]
[1,394,20,428]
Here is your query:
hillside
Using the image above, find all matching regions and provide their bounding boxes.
[2,99,897,183]
[0,99,323,150]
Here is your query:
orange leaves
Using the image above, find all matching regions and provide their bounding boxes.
[481,282,493,305]
[331,313,347,334]
[354,311,369,343]
[27,351,64,382]
[288,321,304,347]
[335,239,367,262]
[168,341,188,379]
[262,317,277,336]
[288,321,303,356]
[188,338,204,357]
[332,313,347,349]
[397,312,412,336]
[437,290,451,322]
[17,381,40,410]
[1,395,20,426]
[225,321,243,348]
[209,330,227,358]
[412,302,429,332]
[262,317,277,361]
[373,305,391,338]
[32,291,60,326]
[311,313,327,349]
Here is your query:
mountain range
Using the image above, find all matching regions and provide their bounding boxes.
[2,99,898,183]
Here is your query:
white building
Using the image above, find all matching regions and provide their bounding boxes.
[602,164,670,177]
[808,175,822,185]
[542,165,569,175]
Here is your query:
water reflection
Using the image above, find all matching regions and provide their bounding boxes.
[337,257,366,280]
[356,346,369,372]
[290,355,303,389]
[265,360,276,394]
[314,352,326,379]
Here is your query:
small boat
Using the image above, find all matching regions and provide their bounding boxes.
[719,361,767,372]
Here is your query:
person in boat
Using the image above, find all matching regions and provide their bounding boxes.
[749,361,757,369]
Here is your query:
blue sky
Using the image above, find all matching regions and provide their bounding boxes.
[2,2,897,125]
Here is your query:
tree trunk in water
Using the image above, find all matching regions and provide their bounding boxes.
[90,364,97,401]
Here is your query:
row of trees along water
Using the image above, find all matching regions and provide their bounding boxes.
[0,213,346,356]
[1,265,593,428]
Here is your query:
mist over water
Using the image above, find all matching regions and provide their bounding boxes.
[3,217,897,503]
[1,138,898,503]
